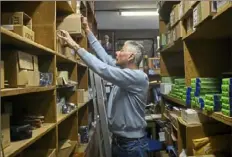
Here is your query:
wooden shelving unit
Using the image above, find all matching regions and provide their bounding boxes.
[159,2,232,156]
[1,1,98,157]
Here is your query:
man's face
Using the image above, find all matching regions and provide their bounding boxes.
[115,44,134,67]
[104,36,109,42]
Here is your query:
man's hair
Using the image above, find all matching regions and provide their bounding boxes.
[125,40,145,66]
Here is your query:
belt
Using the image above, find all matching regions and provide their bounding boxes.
[112,134,145,142]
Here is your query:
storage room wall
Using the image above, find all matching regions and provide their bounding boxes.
[96,11,159,57]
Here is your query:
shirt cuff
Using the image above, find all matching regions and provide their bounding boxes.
[87,31,97,43]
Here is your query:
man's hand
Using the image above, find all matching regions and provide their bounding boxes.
[57,30,80,50]
[81,16,91,32]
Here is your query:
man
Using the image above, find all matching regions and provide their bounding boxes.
[58,17,149,157]
[102,34,112,52]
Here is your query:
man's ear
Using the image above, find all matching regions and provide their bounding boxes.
[128,53,135,62]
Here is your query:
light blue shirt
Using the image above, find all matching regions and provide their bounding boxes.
[77,32,149,138]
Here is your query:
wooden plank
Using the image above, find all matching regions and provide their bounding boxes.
[58,141,77,157]
[1,86,55,97]
[160,38,183,54]
[57,108,78,125]
[56,52,77,63]
[162,94,186,107]
[4,123,56,157]
[1,27,56,55]
[56,1,75,14]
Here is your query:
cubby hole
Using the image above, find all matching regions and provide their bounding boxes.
[184,38,231,86]
[2,90,56,124]
[1,48,55,88]
[161,51,185,78]
[77,66,88,90]
[15,127,57,157]
[58,114,78,156]
[1,1,56,50]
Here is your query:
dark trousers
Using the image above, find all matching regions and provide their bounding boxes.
[112,134,149,157]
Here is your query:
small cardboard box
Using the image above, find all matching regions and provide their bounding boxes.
[216,1,232,13]
[57,13,82,35]
[77,89,85,103]
[3,50,39,87]
[1,61,5,88]
[175,21,184,40]
[2,25,35,41]
[1,113,11,149]
[1,12,32,29]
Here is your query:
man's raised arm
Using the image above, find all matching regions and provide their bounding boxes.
[83,17,116,67]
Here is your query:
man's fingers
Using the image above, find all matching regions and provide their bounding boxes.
[57,34,67,41]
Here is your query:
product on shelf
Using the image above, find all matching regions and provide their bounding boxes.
[10,124,32,141]
[190,77,221,110]
[2,12,35,41]
[40,72,53,86]
[3,50,40,87]
[1,61,4,88]
[1,113,11,149]
[221,78,232,117]
[79,126,89,143]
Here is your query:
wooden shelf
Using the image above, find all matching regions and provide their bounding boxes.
[183,5,232,40]
[4,123,56,157]
[160,38,183,54]
[58,140,77,157]
[1,27,56,55]
[78,99,92,110]
[1,86,56,97]
[56,1,75,14]
[57,108,78,125]
[77,60,87,67]
[56,52,77,64]
[162,95,232,126]
[162,94,186,107]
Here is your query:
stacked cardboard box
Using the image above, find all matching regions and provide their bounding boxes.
[191,78,221,110]
[221,78,232,117]
[1,12,35,41]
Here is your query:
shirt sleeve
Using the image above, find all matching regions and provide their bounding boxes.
[77,48,145,91]
[87,32,116,67]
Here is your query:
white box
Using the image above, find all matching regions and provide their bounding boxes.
[181,109,211,125]
[160,83,172,94]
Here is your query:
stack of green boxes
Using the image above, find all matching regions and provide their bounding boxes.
[221,78,232,117]
[204,94,221,112]
[169,78,185,99]
[190,78,221,110]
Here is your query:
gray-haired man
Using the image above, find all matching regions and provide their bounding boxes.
[57,17,149,157]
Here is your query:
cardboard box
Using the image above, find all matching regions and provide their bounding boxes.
[2,25,35,41]
[217,1,232,13]
[28,71,40,86]
[57,13,82,35]
[84,91,89,102]
[77,89,85,103]
[175,21,184,40]
[1,12,32,29]
[178,117,231,155]
[1,61,5,88]
[174,4,180,24]
[181,109,212,125]
[3,50,39,87]
[1,113,11,149]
